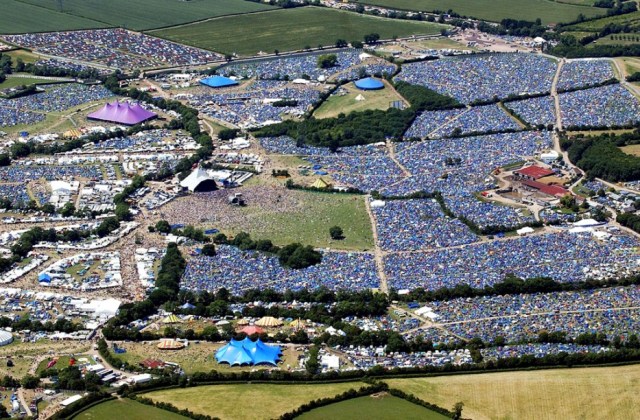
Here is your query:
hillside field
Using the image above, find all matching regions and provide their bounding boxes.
[13,0,276,31]
[73,398,187,420]
[151,7,448,56]
[0,0,108,34]
[359,0,604,25]
[298,395,450,420]
[385,364,640,420]
[144,383,366,420]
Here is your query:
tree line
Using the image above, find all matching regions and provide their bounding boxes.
[565,133,640,182]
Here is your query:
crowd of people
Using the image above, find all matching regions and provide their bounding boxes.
[3,29,220,69]
[219,50,364,80]
[557,59,616,91]
[384,231,640,291]
[395,53,556,103]
[181,245,379,295]
[372,199,479,251]
[559,84,640,128]
[503,96,556,127]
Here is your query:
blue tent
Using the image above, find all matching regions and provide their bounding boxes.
[200,76,239,88]
[354,77,384,90]
[38,273,51,283]
[215,338,281,366]
[181,303,196,310]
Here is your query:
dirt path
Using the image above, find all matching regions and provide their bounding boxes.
[364,196,388,293]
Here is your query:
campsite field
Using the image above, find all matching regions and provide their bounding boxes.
[359,0,604,25]
[297,395,450,420]
[385,364,640,420]
[73,398,188,420]
[0,0,107,34]
[313,80,408,119]
[11,0,276,32]
[144,382,366,420]
[151,7,447,56]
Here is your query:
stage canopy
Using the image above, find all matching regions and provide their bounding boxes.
[87,101,157,125]
[215,338,281,366]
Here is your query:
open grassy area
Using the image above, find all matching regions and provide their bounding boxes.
[621,144,640,156]
[313,81,407,119]
[17,0,276,31]
[359,0,603,25]
[588,34,640,47]
[386,364,640,420]
[0,76,57,90]
[565,10,640,31]
[74,398,188,420]
[0,0,108,34]
[2,49,43,64]
[145,382,366,420]
[298,395,449,420]
[151,7,448,56]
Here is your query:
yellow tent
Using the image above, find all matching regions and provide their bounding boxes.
[255,316,283,327]
[236,318,250,326]
[162,314,181,324]
[289,319,306,329]
[311,178,331,189]
[157,338,185,350]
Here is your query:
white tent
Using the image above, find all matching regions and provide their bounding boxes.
[180,166,215,192]
[573,218,601,227]
[355,94,366,102]
[516,226,535,236]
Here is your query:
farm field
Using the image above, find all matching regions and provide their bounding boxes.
[0,0,108,34]
[564,10,640,31]
[297,395,450,420]
[359,0,604,24]
[621,144,640,156]
[313,81,407,119]
[144,382,366,420]
[588,34,640,47]
[385,364,640,420]
[151,7,448,56]
[73,398,188,420]
[15,0,276,31]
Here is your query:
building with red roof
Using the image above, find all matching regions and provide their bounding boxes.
[514,165,555,181]
[520,179,569,198]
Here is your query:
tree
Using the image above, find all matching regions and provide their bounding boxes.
[21,374,40,389]
[351,40,364,49]
[305,345,320,374]
[115,203,132,221]
[155,220,171,233]
[453,402,464,420]
[40,203,56,214]
[201,243,216,257]
[60,202,76,218]
[364,33,380,44]
[335,39,348,48]
[0,154,10,167]
[329,226,344,240]
[317,54,338,69]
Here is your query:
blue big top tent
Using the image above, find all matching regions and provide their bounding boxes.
[354,77,384,90]
[215,338,282,366]
[200,75,239,88]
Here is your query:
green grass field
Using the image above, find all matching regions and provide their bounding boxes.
[565,10,640,31]
[588,34,640,47]
[145,383,366,419]
[358,0,603,25]
[386,364,640,420]
[151,7,448,56]
[298,395,450,420]
[0,76,54,89]
[0,0,108,34]
[621,144,640,156]
[16,0,276,31]
[73,398,188,420]
[313,81,407,119]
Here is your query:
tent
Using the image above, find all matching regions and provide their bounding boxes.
[200,76,239,88]
[181,302,196,310]
[355,94,365,102]
[162,314,181,324]
[241,325,265,335]
[354,77,384,90]
[310,178,331,189]
[255,316,283,327]
[289,319,306,329]
[38,273,51,283]
[215,338,281,366]
[157,338,185,350]
[87,101,157,125]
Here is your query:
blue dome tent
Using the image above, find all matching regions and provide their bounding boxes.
[354,77,384,90]
[200,76,239,88]
[215,338,282,366]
